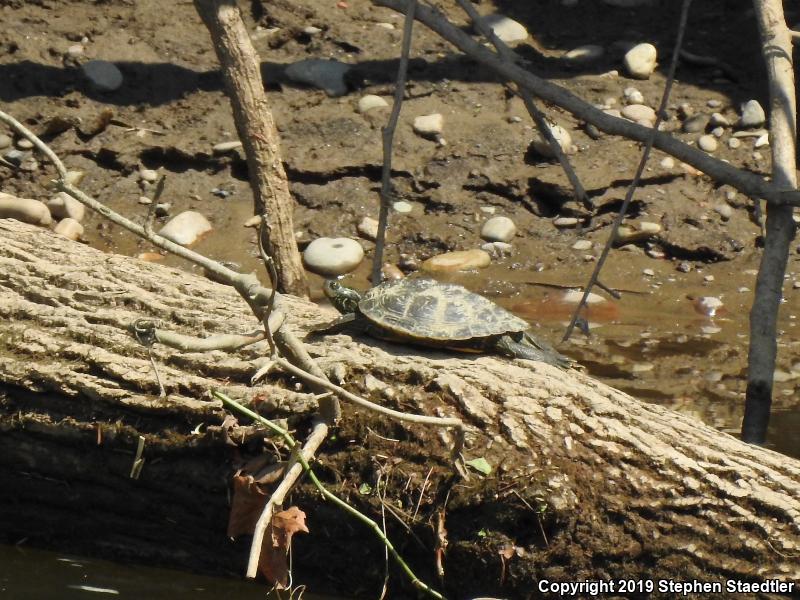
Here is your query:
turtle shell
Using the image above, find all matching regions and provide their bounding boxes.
[358,278,529,343]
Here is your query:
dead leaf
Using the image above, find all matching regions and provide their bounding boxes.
[259,506,309,588]
[227,474,268,538]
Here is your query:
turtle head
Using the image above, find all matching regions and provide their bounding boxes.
[323,280,362,315]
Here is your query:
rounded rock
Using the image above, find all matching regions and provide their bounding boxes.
[303,237,364,276]
[564,45,604,62]
[480,216,517,242]
[572,240,592,251]
[413,113,443,138]
[54,217,84,241]
[139,168,158,183]
[529,122,572,157]
[481,241,513,258]
[623,87,645,105]
[16,138,33,150]
[479,14,528,44]
[709,112,729,127]
[755,133,769,148]
[553,216,579,228]
[46,191,85,222]
[212,141,243,155]
[728,137,741,149]
[81,60,124,92]
[739,100,765,128]
[660,157,675,169]
[698,134,718,153]
[421,249,491,273]
[393,201,413,214]
[357,95,389,113]
[285,59,351,97]
[0,193,52,226]
[0,134,11,150]
[356,216,379,241]
[714,204,733,220]
[158,211,213,246]
[621,104,656,123]
[682,114,708,133]
[623,43,657,79]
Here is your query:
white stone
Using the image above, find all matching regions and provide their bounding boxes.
[303,26,322,35]
[81,60,124,92]
[698,135,718,152]
[623,43,657,79]
[357,216,379,240]
[564,45,604,62]
[739,100,765,128]
[572,240,592,251]
[479,14,528,44]
[159,211,213,246]
[660,157,675,169]
[212,141,242,155]
[357,95,389,113]
[711,127,724,138]
[707,99,722,108]
[623,87,644,105]
[375,22,395,30]
[285,59,351,97]
[709,112,729,127]
[243,215,261,228]
[0,193,52,226]
[303,237,364,276]
[421,249,491,273]
[554,217,579,227]
[54,217,84,241]
[66,44,84,58]
[139,168,158,183]
[0,134,11,150]
[480,216,517,242]
[714,204,733,220]
[728,137,741,149]
[413,113,443,138]
[16,138,33,150]
[755,133,769,148]
[529,122,572,157]
[621,104,655,123]
[561,289,605,304]
[393,201,413,214]
[481,241,513,258]
[46,191,85,222]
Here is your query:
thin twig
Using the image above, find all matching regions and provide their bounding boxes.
[456,0,589,209]
[562,0,693,342]
[371,0,417,285]
[216,392,446,600]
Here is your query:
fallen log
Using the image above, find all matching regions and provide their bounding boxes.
[1,219,798,599]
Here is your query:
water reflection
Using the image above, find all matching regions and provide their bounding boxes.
[0,544,327,600]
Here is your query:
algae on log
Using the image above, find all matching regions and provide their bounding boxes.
[0,219,798,598]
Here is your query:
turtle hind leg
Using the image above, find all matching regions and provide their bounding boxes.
[495,334,573,369]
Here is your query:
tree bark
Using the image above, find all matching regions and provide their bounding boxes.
[742,0,798,443]
[193,0,309,298]
[1,220,799,598]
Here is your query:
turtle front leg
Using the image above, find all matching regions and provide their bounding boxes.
[494,334,571,368]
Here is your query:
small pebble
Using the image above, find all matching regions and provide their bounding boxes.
[739,99,766,128]
[623,87,644,105]
[479,206,496,215]
[46,191,85,222]
[357,95,389,113]
[704,275,715,282]
[682,114,708,133]
[15,138,33,150]
[698,134,718,152]
[677,262,692,273]
[154,203,171,217]
[421,249,491,273]
[564,45,604,62]
[0,192,52,226]
[480,216,517,242]
[707,99,722,108]
[623,43,657,79]
[375,22,395,30]
[381,263,404,281]
[393,201,413,214]
[479,14,528,44]
[64,170,85,186]
[243,215,261,228]
[660,157,675,169]
[728,137,741,149]
[303,26,322,35]
[138,196,152,205]
[642,268,655,277]
[553,216,579,228]
[66,44,84,58]
[709,112,729,127]
[481,241,513,258]
[303,237,364,276]
[413,113,443,139]
[81,60,124,92]
[714,204,733,220]
[711,127,724,138]
[158,211,212,246]
[678,103,694,119]
[0,134,11,150]
[572,240,592,251]
[54,217,84,241]
[212,140,243,155]
[561,289,606,305]
[621,104,656,123]
[755,133,769,148]
[285,58,351,96]
[529,122,572,157]
[139,168,158,183]
[356,216,379,241]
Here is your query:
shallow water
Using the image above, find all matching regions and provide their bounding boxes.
[0,544,328,600]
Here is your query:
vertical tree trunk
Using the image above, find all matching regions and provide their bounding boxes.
[742,0,797,442]
[194,0,309,298]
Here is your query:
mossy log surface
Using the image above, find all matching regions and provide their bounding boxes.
[1,220,798,599]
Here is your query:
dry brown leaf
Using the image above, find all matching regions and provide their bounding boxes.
[258,506,309,588]
[227,474,268,538]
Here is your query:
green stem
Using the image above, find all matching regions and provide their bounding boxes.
[213,391,446,600]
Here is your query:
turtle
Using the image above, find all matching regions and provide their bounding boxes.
[316,277,573,368]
